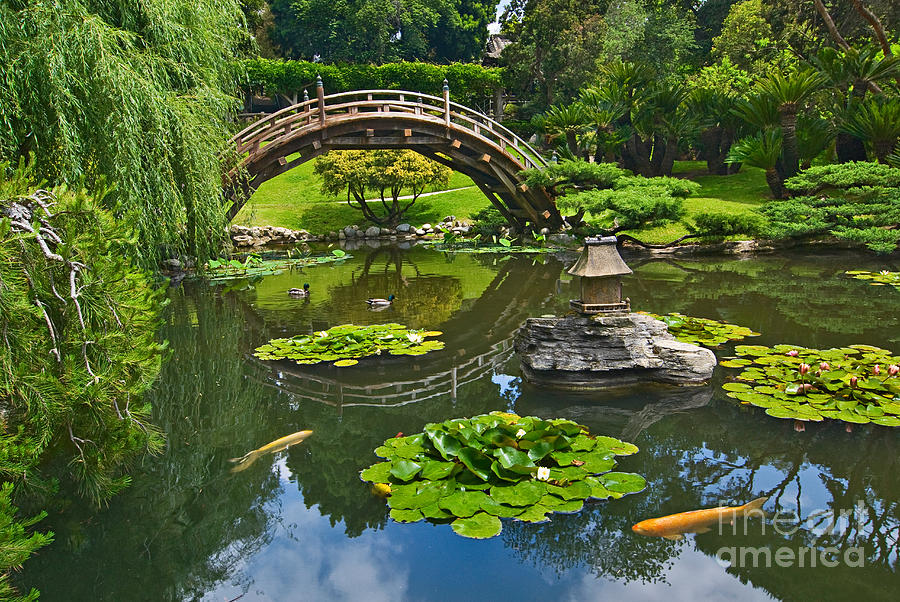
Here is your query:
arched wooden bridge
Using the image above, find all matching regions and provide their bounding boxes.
[225,80,562,230]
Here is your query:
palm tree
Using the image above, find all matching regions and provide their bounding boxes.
[577,85,628,163]
[534,104,587,157]
[689,88,744,175]
[812,46,900,162]
[727,130,785,198]
[756,69,828,179]
[840,97,900,163]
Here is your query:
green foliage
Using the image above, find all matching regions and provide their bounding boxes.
[360,412,646,538]
[239,58,503,106]
[784,162,900,194]
[253,323,445,367]
[521,160,627,197]
[840,98,900,163]
[0,0,248,267]
[0,482,52,601]
[845,270,900,291]
[0,166,162,502]
[641,313,760,347]
[601,0,697,71]
[470,206,509,237]
[1,166,165,505]
[200,251,350,283]
[711,0,775,73]
[268,0,500,63]
[723,344,900,426]
[314,150,451,226]
[690,212,762,239]
[759,162,900,253]
[555,172,698,234]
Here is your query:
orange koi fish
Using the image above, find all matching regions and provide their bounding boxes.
[632,497,768,540]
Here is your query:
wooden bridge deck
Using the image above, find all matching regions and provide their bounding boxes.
[224,82,562,230]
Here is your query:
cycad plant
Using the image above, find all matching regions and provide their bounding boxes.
[840,97,900,163]
[756,69,828,178]
[727,129,785,198]
[533,104,587,157]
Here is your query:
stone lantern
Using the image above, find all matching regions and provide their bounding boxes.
[568,236,631,314]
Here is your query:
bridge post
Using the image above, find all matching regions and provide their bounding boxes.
[316,75,325,127]
[443,79,450,127]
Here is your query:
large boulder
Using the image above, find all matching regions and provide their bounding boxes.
[514,313,715,389]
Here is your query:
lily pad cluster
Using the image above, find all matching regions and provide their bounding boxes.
[253,323,444,367]
[641,312,760,347]
[722,344,900,426]
[846,270,900,291]
[203,250,348,282]
[359,412,647,539]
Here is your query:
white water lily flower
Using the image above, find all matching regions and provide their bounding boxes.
[536,467,551,481]
[881,270,891,276]
[515,428,526,438]
[316,331,328,338]
[406,332,424,344]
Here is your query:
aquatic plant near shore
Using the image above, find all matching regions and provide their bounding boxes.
[640,312,759,348]
[359,412,647,539]
[253,323,444,367]
[201,250,349,282]
[721,344,900,426]
[846,270,900,291]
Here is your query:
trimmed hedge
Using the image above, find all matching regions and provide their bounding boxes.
[238,58,503,105]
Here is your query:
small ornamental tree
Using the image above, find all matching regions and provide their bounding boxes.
[314,150,452,227]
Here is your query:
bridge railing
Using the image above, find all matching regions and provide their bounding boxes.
[229,82,548,171]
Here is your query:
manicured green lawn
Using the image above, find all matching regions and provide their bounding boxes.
[234,158,771,242]
[233,161,490,232]
[623,160,771,244]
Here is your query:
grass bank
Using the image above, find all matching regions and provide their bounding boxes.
[234,159,771,242]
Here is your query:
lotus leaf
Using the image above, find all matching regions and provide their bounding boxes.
[253,323,444,367]
[450,512,503,539]
[640,312,760,347]
[359,412,647,538]
[722,343,900,426]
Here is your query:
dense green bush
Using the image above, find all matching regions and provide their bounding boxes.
[0,482,52,601]
[759,163,900,253]
[690,212,762,239]
[239,58,503,106]
[470,206,509,237]
[521,160,628,197]
[1,165,165,503]
[558,186,686,232]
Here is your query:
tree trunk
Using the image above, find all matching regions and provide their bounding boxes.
[660,136,679,177]
[836,132,869,163]
[565,130,578,156]
[779,108,800,178]
[873,139,895,164]
[813,0,851,50]
[700,127,724,174]
[765,169,784,199]
[649,133,666,176]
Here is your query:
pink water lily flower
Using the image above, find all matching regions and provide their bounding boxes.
[889,365,899,376]
[820,362,830,371]
[787,350,799,357]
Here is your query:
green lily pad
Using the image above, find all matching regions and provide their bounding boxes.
[359,462,392,483]
[390,459,422,481]
[451,512,502,539]
[360,412,648,538]
[599,472,647,494]
[390,508,424,523]
[439,491,491,518]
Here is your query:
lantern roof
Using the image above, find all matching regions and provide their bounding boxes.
[567,236,632,278]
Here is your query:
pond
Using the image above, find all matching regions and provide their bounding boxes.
[17,245,900,600]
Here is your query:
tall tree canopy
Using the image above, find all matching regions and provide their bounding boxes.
[0,0,248,267]
[269,0,500,62]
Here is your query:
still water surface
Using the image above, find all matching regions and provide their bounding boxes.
[20,246,900,600]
